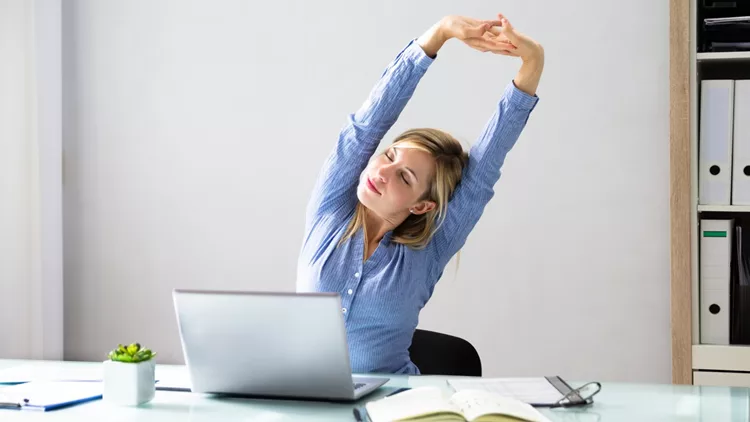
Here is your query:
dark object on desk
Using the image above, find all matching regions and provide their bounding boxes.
[408,329,481,377]
[352,406,364,422]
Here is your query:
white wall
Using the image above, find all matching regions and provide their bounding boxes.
[0,0,33,359]
[62,0,670,382]
[0,0,63,360]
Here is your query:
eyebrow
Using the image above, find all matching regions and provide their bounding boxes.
[393,147,418,183]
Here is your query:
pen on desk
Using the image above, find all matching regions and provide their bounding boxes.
[352,407,363,422]
[386,387,410,397]
[0,393,22,409]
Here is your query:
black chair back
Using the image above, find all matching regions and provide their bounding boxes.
[408,329,482,376]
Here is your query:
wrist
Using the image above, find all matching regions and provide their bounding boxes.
[417,21,449,58]
[521,44,544,65]
[436,17,454,41]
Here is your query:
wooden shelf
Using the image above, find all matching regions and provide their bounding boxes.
[697,51,750,61]
[693,344,750,372]
[698,205,750,213]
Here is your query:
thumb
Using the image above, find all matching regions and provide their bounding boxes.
[499,18,519,42]
[467,23,489,38]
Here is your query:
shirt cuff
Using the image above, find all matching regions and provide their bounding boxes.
[402,39,435,71]
[504,81,540,112]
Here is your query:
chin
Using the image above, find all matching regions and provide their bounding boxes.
[356,184,374,209]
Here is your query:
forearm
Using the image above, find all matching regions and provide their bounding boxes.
[305,40,434,224]
[416,19,449,58]
[348,40,434,143]
[430,81,538,267]
[513,52,544,96]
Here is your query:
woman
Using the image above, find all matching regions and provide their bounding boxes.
[297,13,544,375]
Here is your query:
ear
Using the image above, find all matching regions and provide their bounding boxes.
[409,200,436,216]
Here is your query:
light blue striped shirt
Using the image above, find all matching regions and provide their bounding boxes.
[296,39,539,375]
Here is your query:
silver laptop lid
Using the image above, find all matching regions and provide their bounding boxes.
[172,289,357,399]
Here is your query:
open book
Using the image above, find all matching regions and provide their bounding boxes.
[364,386,552,422]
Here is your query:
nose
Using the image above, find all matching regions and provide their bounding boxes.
[375,164,393,183]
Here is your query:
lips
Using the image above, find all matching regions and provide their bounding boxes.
[366,177,381,195]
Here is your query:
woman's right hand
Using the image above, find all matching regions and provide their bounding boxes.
[417,15,515,58]
[439,15,517,55]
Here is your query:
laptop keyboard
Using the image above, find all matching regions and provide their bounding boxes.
[353,382,366,390]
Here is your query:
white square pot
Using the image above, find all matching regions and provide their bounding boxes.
[103,359,156,406]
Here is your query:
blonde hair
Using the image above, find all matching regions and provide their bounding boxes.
[341,128,469,252]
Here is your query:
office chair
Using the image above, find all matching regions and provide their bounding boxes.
[408,329,482,376]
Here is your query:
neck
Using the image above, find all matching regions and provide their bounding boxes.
[363,207,406,245]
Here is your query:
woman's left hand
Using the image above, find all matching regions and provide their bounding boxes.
[483,14,544,96]
[485,14,544,63]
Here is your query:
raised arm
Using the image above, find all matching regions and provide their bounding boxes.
[304,17,512,229]
[430,15,545,268]
[303,39,433,229]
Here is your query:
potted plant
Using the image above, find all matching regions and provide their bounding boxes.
[103,343,157,406]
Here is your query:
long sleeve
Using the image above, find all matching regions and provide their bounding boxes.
[304,40,435,232]
[430,81,539,269]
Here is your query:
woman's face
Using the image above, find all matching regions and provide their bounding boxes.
[357,144,436,220]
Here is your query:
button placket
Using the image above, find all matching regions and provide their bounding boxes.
[342,268,363,317]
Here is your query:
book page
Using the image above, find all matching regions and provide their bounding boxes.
[0,381,102,408]
[0,364,103,384]
[447,378,563,406]
[365,386,464,422]
[450,390,551,422]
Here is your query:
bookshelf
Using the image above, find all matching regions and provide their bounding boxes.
[670,1,750,387]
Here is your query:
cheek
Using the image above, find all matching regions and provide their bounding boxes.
[389,184,415,205]
[364,160,382,177]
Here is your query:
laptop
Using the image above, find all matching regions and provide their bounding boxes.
[172,289,389,401]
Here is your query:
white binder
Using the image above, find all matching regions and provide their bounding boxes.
[700,80,735,205]
[700,219,733,345]
[732,80,750,205]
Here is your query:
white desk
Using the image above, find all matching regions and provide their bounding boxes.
[1,359,748,421]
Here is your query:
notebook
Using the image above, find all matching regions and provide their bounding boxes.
[0,363,180,390]
[361,386,551,422]
[447,376,592,407]
[0,364,102,384]
[0,381,102,411]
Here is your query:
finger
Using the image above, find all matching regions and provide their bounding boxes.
[499,17,519,43]
[496,13,509,27]
[466,38,507,53]
[482,19,503,28]
[494,41,517,50]
[482,32,515,47]
[464,38,492,52]
[480,34,517,50]
[486,26,502,36]
[467,38,517,54]
[487,45,518,55]
[464,22,490,38]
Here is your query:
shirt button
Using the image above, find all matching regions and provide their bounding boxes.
[342,308,347,314]
[348,289,353,295]
[354,272,360,278]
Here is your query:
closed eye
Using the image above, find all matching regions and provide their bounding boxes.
[387,149,414,186]
[401,172,410,185]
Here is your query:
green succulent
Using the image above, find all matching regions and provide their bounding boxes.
[107,343,156,363]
